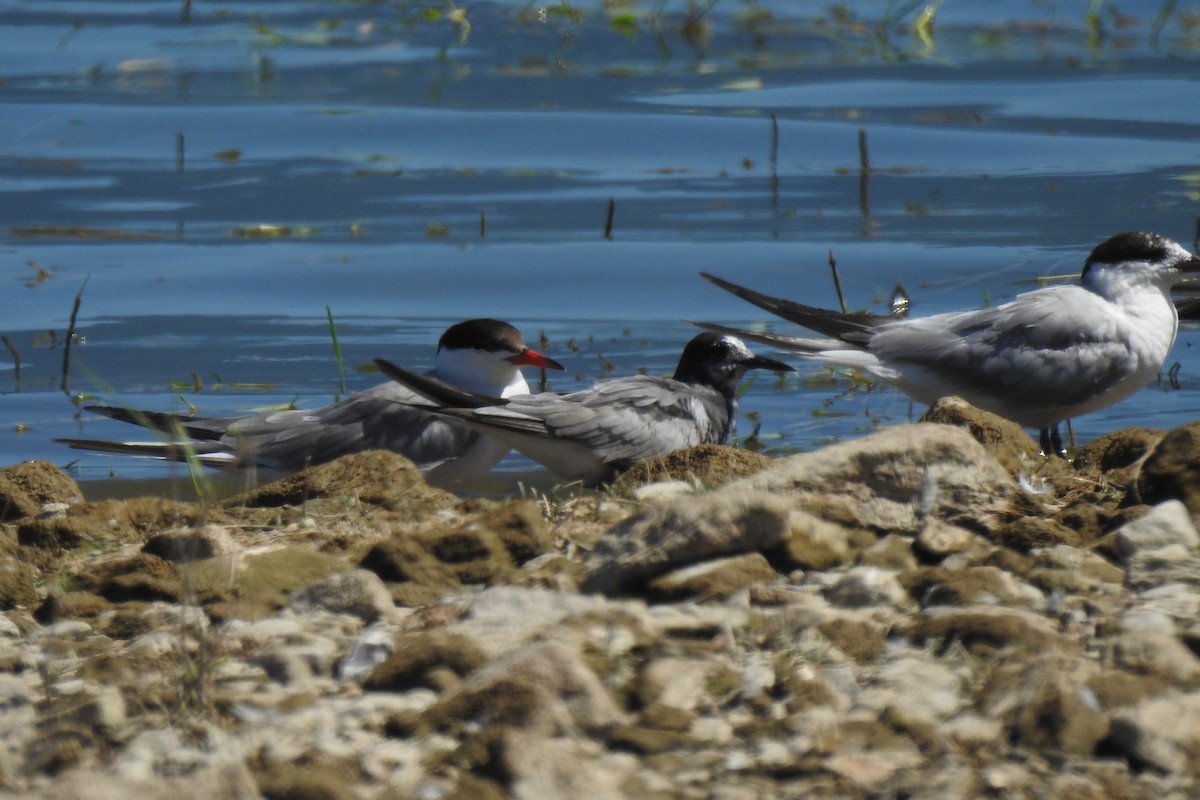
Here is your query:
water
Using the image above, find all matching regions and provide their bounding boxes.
[2,0,1199,493]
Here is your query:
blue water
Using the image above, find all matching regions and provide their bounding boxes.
[2,0,1199,491]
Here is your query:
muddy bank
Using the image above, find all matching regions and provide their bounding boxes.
[3,401,1200,798]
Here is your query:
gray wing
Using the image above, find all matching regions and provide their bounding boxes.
[869,286,1139,409]
[70,381,485,473]
[217,381,484,471]
[461,376,729,467]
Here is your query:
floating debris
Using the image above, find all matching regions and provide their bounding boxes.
[230,224,317,238]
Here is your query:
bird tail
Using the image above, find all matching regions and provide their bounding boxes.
[55,437,238,467]
[84,405,230,440]
[700,272,886,346]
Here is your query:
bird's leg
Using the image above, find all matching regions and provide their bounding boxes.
[1038,425,1068,459]
[1050,424,1065,458]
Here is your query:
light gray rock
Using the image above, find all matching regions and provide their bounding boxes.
[1111,629,1200,684]
[127,630,185,658]
[30,619,93,640]
[631,480,696,503]
[1119,609,1176,634]
[339,623,396,682]
[112,721,253,790]
[1111,500,1200,560]
[856,654,963,723]
[824,566,909,609]
[0,614,21,638]
[914,519,979,560]
[451,586,620,658]
[939,714,1005,748]
[432,638,627,736]
[1109,691,1200,773]
[1030,544,1124,586]
[637,655,740,711]
[223,616,304,644]
[583,424,1016,595]
[290,568,394,623]
[134,602,210,636]
[72,686,127,735]
[8,766,260,800]
[743,423,1016,534]
[1135,582,1200,620]
[504,732,635,800]
[1125,545,1200,590]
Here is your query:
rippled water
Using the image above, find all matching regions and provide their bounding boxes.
[2,1,1199,494]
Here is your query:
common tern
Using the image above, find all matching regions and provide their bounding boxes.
[697,231,1200,455]
[57,318,564,488]
[374,331,793,486]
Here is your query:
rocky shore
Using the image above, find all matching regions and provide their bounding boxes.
[2,397,1200,799]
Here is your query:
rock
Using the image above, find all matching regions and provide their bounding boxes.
[1136,422,1200,515]
[939,714,1005,749]
[252,647,316,686]
[629,480,695,503]
[1108,691,1200,773]
[70,686,128,736]
[476,499,554,565]
[0,555,38,610]
[1108,500,1200,561]
[76,554,182,603]
[502,731,634,800]
[1111,629,1200,685]
[824,566,908,609]
[913,519,979,561]
[996,514,1081,552]
[919,396,1040,474]
[1026,545,1124,593]
[582,492,793,596]
[0,460,82,522]
[425,638,626,736]
[585,424,1015,596]
[745,423,1017,535]
[358,514,533,601]
[290,569,394,623]
[1134,582,1200,622]
[610,443,772,495]
[111,723,259,796]
[910,605,1065,655]
[648,552,781,601]
[142,525,241,563]
[229,450,456,513]
[779,510,857,571]
[636,655,741,711]
[816,616,886,663]
[982,654,1107,756]
[1124,546,1200,591]
[901,566,1040,608]
[339,623,397,682]
[858,534,920,572]
[364,630,487,693]
[253,761,359,800]
[857,654,964,724]
[1072,427,1164,473]
[36,591,111,625]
